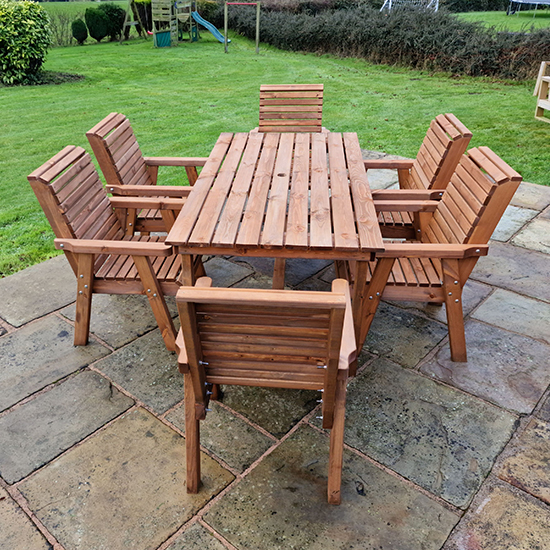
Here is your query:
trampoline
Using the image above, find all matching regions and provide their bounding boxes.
[507,0,550,15]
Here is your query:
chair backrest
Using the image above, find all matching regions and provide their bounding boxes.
[259,84,324,133]
[177,278,349,428]
[28,145,125,273]
[86,112,154,188]
[422,146,522,247]
[407,113,472,191]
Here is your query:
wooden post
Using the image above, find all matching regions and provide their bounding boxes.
[224,1,228,53]
[255,1,260,54]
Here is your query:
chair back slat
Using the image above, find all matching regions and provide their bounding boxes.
[259,84,324,133]
[86,113,153,187]
[423,147,522,246]
[28,146,124,243]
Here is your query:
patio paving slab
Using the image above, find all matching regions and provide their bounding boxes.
[60,294,178,349]
[496,417,550,505]
[0,315,109,413]
[511,217,550,255]
[0,255,75,327]
[472,289,550,345]
[471,240,550,303]
[443,479,550,550]
[0,486,51,550]
[202,256,253,287]
[166,523,227,550]
[19,408,234,550]
[204,425,459,550]
[510,181,550,211]
[537,393,550,423]
[219,386,318,438]
[491,205,538,242]
[364,302,449,368]
[94,329,183,414]
[166,401,274,473]
[342,358,517,509]
[0,370,133,484]
[420,320,550,414]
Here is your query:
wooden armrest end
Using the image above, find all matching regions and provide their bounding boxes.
[364,159,414,170]
[107,184,192,198]
[374,200,439,212]
[54,238,174,256]
[109,196,185,210]
[372,189,444,201]
[379,243,489,259]
[175,329,189,373]
[144,156,208,167]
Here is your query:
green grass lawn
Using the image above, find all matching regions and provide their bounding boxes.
[42,1,127,17]
[0,31,546,276]
[457,9,550,30]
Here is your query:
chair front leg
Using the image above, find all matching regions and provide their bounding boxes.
[442,258,467,362]
[185,166,199,186]
[184,371,201,493]
[74,253,95,346]
[132,255,177,351]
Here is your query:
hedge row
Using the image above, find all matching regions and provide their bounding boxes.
[213,5,550,80]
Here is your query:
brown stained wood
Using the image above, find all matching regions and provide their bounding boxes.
[74,253,94,346]
[442,258,467,362]
[272,258,286,289]
[309,133,332,249]
[184,371,201,493]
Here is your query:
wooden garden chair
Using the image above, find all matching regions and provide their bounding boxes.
[86,112,208,234]
[356,146,522,362]
[28,145,200,352]
[368,114,472,239]
[255,84,327,133]
[175,277,356,505]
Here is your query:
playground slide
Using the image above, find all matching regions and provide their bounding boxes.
[191,12,230,43]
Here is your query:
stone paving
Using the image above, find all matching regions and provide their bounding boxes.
[1,174,550,550]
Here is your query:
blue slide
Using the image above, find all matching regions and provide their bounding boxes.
[191,12,230,43]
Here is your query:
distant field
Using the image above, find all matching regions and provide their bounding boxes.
[42,1,127,17]
[457,9,550,31]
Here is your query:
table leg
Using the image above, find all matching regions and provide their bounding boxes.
[179,254,197,286]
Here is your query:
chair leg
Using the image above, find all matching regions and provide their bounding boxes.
[74,254,94,346]
[272,258,286,289]
[133,255,177,351]
[327,371,348,505]
[185,372,201,493]
[442,259,467,362]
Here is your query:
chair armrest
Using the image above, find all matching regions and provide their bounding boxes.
[378,243,489,259]
[338,280,357,369]
[374,200,439,212]
[364,159,414,170]
[54,238,174,256]
[175,329,189,373]
[144,157,208,167]
[109,196,185,210]
[372,189,444,200]
[107,184,192,198]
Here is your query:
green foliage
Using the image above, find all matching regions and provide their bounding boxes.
[135,0,152,32]
[84,7,109,42]
[71,18,88,45]
[97,2,126,41]
[0,0,51,85]
[218,5,550,80]
[440,0,508,12]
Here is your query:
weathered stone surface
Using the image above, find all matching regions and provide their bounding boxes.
[364,302,448,368]
[496,418,550,504]
[203,256,253,287]
[0,255,75,327]
[471,241,550,302]
[365,168,400,190]
[386,279,492,325]
[0,487,52,550]
[166,401,274,472]
[220,386,318,437]
[537,392,550,423]
[510,181,550,211]
[512,217,550,255]
[233,272,276,289]
[491,205,538,242]
[166,523,227,550]
[541,206,550,219]
[205,425,458,550]
[233,257,332,287]
[0,370,133,483]
[94,330,183,414]
[472,289,550,345]
[343,359,517,508]
[0,315,109,412]
[61,294,177,349]
[19,409,234,550]
[444,480,550,550]
[421,321,550,414]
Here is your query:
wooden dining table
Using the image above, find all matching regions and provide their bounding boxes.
[166,131,394,350]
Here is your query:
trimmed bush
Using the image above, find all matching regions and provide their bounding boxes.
[97,3,126,41]
[72,18,88,45]
[85,7,109,42]
[0,0,51,85]
[440,0,508,12]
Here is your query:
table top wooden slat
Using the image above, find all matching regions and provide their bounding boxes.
[285,133,310,248]
[309,133,333,249]
[327,133,359,251]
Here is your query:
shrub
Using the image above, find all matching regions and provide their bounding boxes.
[0,0,51,85]
[49,11,75,47]
[97,3,126,41]
[85,7,109,42]
[440,0,508,12]
[135,0,152,32]
[72,18,88,45]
